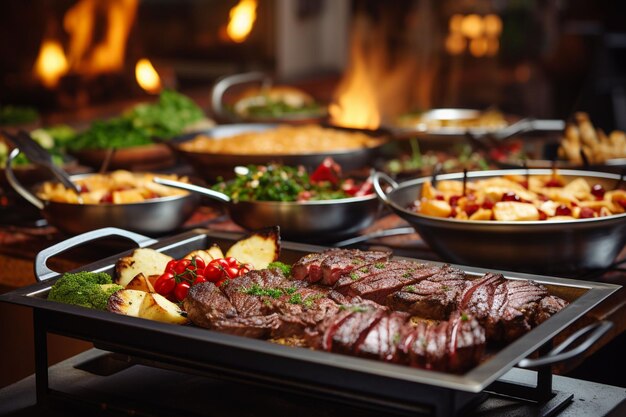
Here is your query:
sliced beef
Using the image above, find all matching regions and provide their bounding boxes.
[291,249,347,283]
[291,249,390,285]
[310,308,486,373]
[396,312,485,373]
[212,314,283,339]
[386,264,468,320]
[183,282,238,329]
[333,259,419,293]
[319,250,390,286]
[344,262,441,305]
[458,273,568,343]
[221,269,295,317]
[354,311,410,361]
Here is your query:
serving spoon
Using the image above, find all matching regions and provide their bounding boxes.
[2,129,83,202]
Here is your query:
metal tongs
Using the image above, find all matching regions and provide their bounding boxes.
[466,118,566,149]
[2,129,83,202]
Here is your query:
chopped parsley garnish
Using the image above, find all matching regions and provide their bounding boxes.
[351,258,364,265]
[288,293,303,304]
[284,286,298,295]
[349,272,359,281]
[402,272,412,278]
[441,285,450,291]
[405,285,416,292]
[374,262,386,269]
[268,262,292,276]
[461,313,469,321]
[392,333,401,345]
[242,284,284,298]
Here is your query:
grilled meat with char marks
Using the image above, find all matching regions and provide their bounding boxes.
[291,248,390,285]
[458,272,568,343]
[386,264,468,320]
[310,307,485,373]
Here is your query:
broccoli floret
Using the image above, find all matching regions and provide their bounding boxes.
[267,261,292,277]
[48,271,123,310]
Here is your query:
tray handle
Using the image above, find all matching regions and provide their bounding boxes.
[210,71,269,122]
[372,172,399,205]
[517,320,613,369]
[35,227,158,282]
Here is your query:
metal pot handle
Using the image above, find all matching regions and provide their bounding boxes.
[372,171,399,205]
[210,71,270,122]
[4,148,45,210]
[517,320,613,369]
[35,227,158,282]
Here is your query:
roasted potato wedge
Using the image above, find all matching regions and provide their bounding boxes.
[107,289,188,325]
[140,293,188,325]
[125,273,155,292]
[115,248,173,288]
[108,289,147,317]
[206,243,225,260]
[225,227,280,269]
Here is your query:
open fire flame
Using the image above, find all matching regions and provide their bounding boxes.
[330,13,419,130]
[33,0,138,88]
[226,0,257,43]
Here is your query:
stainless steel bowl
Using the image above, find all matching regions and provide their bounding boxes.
[373,169,626,274]
[165,123,389,182]
[6,150,199,236]
[154,178,381,242]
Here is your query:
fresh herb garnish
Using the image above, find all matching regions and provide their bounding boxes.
[242,284,284,298]
[405,285,416,292]
[339,305,370,313]
[349,272,359,281]
[374,262,386,269]
[461,313,469,321]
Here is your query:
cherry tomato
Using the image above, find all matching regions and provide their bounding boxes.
[204,264,223,282]
[165,259,178,273]
[193,257,206,271]
[225,257,240,268]
[154,272,175,296]
[174,259,191,275]
[591,184,605,200]
[579,207,595,219]
[555,205,572,216]
[174,281,191,302]
[238,266,251,276]
[194,275,207,285]
[225,266,241,279]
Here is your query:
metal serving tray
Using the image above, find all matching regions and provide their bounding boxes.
[0,227,620,416]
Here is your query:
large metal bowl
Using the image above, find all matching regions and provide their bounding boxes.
[165,123,389,181]
[154,177,381,242]
[373,169,626,274]
[6,150,199,236]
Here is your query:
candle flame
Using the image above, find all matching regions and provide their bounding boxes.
[33,40,69,88]
[135,58,162,94]
[226,0,257,43]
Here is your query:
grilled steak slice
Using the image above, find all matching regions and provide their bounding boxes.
[386,265,468,319]
[291,249,347,283]
[311,308,486,373]
[459,273,568,343]
[397,312,485,373]
[184,282,238,329]
[212,314,283,339]
[319,250,390,286]
[221,269,296,317]
[345,262,441,305]
[321,307,386,354]
[333,259,419,293]
[291,249,390,285]
[354,311,410,361]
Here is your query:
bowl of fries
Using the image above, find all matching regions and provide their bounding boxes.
[6,166,199,235]
[373,168,626,274]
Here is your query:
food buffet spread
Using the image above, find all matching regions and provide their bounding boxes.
[1,82,625,416]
